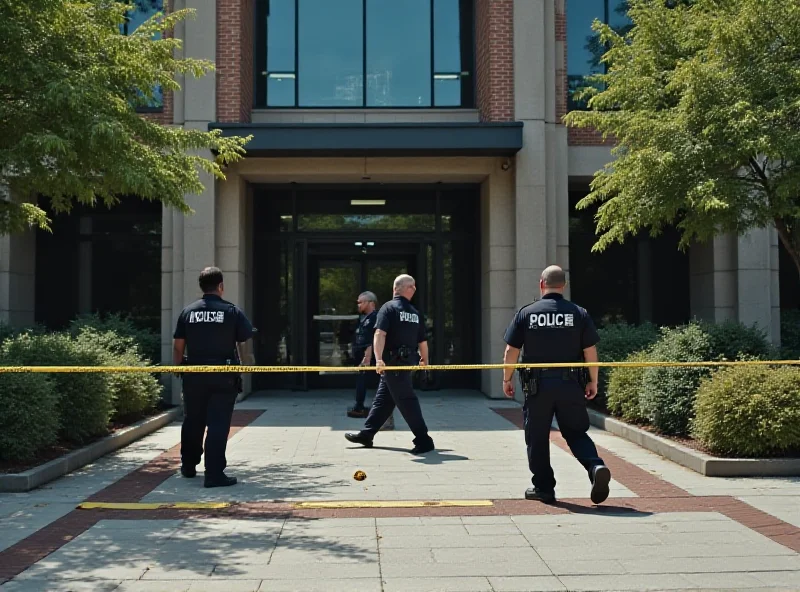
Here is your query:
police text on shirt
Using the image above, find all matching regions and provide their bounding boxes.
[529,313,574,329]
[400,311,420,323]
[189,311,225,323]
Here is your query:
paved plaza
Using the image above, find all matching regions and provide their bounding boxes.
[1,390,798,591]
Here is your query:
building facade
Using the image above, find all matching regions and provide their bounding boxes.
[0,0,792,402]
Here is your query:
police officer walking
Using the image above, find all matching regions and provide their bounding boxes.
[347,291,378,418]
[501,265,611,504]
[172,266,254,488]
[344,274,434,454]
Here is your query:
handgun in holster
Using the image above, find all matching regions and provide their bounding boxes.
[519,368,540,398]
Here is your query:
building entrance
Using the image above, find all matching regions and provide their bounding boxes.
[252,184,479,391]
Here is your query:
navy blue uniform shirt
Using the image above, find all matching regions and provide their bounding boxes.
[376,295,426,352]
[173,294,254,362]
[503,293,599,363]
[353,310,378,350]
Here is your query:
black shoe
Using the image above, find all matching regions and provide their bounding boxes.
[204,474,237,488]
[525,488,556,504]
[347,406,369,418]
[344,432,373,448]
[590,465,611,504]
[180,465,196,478]
[410,440,435,454]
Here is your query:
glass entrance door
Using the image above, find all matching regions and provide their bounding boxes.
[307,243,420,388]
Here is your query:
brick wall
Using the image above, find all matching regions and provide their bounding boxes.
[216,0,254,123]
[475,0,514,122]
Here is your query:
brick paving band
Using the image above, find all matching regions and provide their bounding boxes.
[2,406,798,583]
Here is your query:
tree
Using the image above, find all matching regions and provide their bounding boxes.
[564,0,800,278]
[0,0,251,234]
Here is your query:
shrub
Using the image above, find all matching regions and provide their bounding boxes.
[596,322,660,408]
[693,365,800,457]
[780,309,800,360]
[639,323,713,436]
[1,333,114,444]
[701,319,775,362]
[73,328,162,421]
[68,312,161,364]
[0,367,59,462]
[606,349,651,424]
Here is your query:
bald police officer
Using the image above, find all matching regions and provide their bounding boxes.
[173,266,254,488]
[344,274,435,454]
[502,265,611,505]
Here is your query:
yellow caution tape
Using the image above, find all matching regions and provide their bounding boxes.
[78,502,230,510]
[292,500,494,509]
[2,360,800,373]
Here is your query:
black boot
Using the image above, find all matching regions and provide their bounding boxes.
[525,488,556,504]
[344,432,373,448]
[204,473,237,488]
[590,465,611,504]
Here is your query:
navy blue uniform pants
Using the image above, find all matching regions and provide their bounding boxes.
[353,347,368,408]
[361,370,432,445]
[523,376,604,493]
[181,377,237,476]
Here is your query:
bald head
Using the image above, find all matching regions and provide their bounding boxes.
[540,265,566,290]
[393,274,417,299]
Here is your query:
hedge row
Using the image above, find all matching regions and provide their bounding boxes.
[0,315,162,463]
[604,319,800,457]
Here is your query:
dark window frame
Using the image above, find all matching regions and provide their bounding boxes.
[254,0,476,109]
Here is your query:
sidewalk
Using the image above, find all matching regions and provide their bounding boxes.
[0,390,797,591]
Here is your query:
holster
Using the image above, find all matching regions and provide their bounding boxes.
[519,368,540,398]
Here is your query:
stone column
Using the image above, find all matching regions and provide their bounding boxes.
[0,230,36,327]
[480,160,517,399]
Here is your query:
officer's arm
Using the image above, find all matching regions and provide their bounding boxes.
[583,345,599,385]
[503,345,521,382]
[418,341,429,366]
[173,339,185,366]
[373,329,386,363]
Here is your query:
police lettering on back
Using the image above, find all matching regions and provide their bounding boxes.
[399,311,419,324]
[529,312,574,329]
[189,311,225,324]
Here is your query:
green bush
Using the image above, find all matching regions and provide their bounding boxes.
[0,367,60,462]
[701,319,776,361]
[73,328,162,421]
[1,333,114,444]
[68,312,160,364]
[606,349,651,424]
[639,324,713,436]
[596,322,660,408]
[780,309,800,360]
[693,365,800,457]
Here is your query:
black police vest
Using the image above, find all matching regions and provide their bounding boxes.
[181,297,240,363]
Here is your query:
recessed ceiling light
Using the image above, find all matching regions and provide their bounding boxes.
[351,199,385,206]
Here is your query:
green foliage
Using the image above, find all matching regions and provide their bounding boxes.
[1,333,114,444]
[693,365,800,457]
[779,309,800,360]
[563,0,800,276]
[73,327,162,420]
[594,321,660,410]
[0,367,59,462]
[639,324,713,436]
[0,0,251,235]
[700,319,776,361]
[606,349,651,423]
[68,312,160,364]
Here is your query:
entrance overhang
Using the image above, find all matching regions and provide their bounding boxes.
[208,121,523,157]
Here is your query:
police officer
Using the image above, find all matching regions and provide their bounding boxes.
[344,274,434,454]
[172,266,254,488]
[346,291,378,418]
[502,265,611,505]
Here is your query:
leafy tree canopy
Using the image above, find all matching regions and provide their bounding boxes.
[0,0,251,234]
[564,0,800,276]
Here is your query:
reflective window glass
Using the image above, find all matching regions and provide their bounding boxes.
[122,0,163,110]
[298,0,363,107]
[366,0,431,107]
[267,0,296,106]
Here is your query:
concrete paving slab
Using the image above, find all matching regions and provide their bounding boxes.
[559,573,697,590]
[382,577,493,592]
[487,576,567,591]
[252,580,382,592]
[0,580,123,592]
[380,560,552,578]
[683,572,777,589]
[212,562,381,579]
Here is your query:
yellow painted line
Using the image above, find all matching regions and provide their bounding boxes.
[292,500,494,509]
[78,502,230,510]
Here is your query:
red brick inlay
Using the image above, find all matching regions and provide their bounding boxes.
[0,410,264,581]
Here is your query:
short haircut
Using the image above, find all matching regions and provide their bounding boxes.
[359,291,378,304]
[393,274,415,292]
[541,265,566,288]
[199,266,224,293]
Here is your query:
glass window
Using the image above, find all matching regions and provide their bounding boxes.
[122,0,164,111]
[298,0,363,107]
[298,214,435,231]
[567,0,631,111]
[366,0,431,107]
[267,0,296,107]
[256,0,474,108]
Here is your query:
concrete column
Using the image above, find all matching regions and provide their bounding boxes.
[690,235,737,323]
[480,160,517,399]
[737,228,780,344]
[513,0,570,304]
[0,230,36,327]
